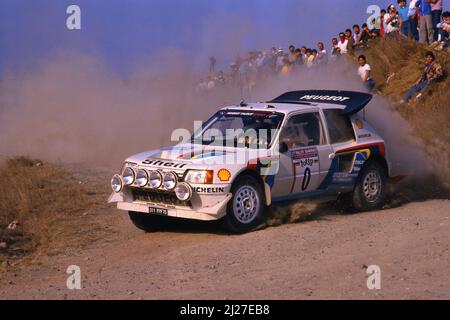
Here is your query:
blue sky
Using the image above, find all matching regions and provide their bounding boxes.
[0,0,448,77]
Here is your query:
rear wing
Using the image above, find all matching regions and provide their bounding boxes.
[269,90,373,115]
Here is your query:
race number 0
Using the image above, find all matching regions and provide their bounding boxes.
[302,167,311,191]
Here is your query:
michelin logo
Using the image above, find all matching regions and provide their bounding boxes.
[300,95,351,102]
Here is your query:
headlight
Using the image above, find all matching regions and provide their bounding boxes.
[122,167,135,185]
[175,182,192,201]
[163,171,178,190]
[136,169,149,187]
[148,170,163,189]
[111,174,123,192]
[184,170,214,184]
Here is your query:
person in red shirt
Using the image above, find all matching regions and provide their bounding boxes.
[380,9,387,38]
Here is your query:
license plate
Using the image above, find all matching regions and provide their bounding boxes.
[148,207,168,216]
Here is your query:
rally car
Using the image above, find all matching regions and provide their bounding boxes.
[109,90,390,233]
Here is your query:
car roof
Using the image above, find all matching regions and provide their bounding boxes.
[221,102,345,115]
[221,90,373,116]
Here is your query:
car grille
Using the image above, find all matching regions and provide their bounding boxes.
[131,188,191,207]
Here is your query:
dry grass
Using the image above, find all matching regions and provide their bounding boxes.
[357,37,450,189]
[0,157,108,267]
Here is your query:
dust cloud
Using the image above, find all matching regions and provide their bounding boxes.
[0,52,432,183]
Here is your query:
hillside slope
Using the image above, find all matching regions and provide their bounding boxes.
[360,38,449,189]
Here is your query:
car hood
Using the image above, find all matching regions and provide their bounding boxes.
[125,144,263,170]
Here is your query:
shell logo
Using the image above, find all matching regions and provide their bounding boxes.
[217,169,231,182]
[355,119,364,129]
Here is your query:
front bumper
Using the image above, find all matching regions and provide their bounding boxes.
[108,189,232,221]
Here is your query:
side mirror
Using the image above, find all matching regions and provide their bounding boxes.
[279,142,289,154]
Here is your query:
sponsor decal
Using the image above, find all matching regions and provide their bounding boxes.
[142,159,188,168]
[193,187,225,193]
[217,169,231,182]
[299,95,351,102]
[290,147,320,193]
[332,172,358,183]
[291,147,319,163]
[356,119,364,129]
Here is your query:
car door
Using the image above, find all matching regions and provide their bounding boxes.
[271,111,333,197]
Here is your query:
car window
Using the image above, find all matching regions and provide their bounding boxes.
[323,109,355,144]
[280,112,325,148]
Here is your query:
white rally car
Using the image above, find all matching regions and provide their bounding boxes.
[109,90,390,233]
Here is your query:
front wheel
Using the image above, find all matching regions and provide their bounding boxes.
[224,175,266,234]
[352,161,387,211]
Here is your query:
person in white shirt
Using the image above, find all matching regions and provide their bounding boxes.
[316,42,328,64]
[358,55,376,91]
[337,32,348,54]
[384,4,400,34]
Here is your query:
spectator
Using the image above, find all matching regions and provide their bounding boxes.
[398,0,410,37]
[380,9,387,38]
[416,0,434,44]
[409,0,420,40]
[294,48,303,65]
[436,11,450,49]
[345,29,355,53]
[288,45,297,64]
[384,5,401,35]
[431,0,443,41]
[360,23,372,45]
[330,38,340,61]
[400,51,443,103]
[358,55,376,91]
[307,49,318,67]
[209,56,216,72]
[353,24,362,47]
[300,46,308,64]
[337,32,349,54]
[280,57,292,75]
[369,18,381,38]
[317,42,328,64]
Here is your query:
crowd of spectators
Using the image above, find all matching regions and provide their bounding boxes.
[196,1,448,101]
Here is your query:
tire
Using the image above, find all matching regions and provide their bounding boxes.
[128,211,166,232]
[224,175,266,234]
[352,161,387,211]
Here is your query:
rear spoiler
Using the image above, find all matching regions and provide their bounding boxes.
[268,90,373,115]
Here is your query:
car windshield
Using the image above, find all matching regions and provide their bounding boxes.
[192,110,284,149]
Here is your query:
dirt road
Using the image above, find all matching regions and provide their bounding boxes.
[1,197,449,300]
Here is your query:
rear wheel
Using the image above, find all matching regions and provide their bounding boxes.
[224,175,266,233]
[128,211,166,232]
[352,161,387,211]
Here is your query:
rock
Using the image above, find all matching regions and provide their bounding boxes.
[0,242,7,249]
